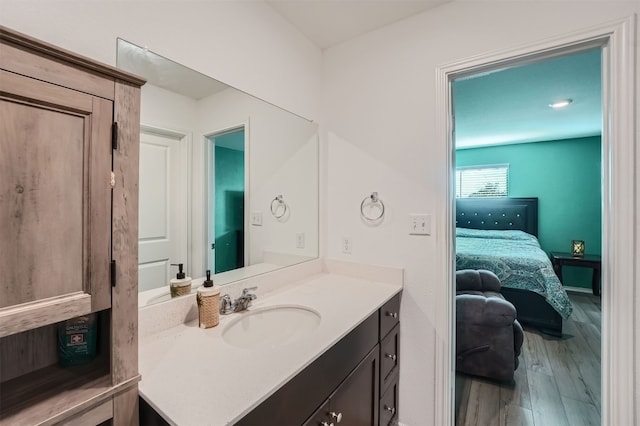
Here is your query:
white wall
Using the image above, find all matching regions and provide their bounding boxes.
[321,2,639,425]
[0,0,322,120]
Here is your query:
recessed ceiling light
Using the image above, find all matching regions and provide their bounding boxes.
[549,99,573,109]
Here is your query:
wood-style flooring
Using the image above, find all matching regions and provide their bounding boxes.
[455,292,601,426]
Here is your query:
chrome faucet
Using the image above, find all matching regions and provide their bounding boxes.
[219,286,258,315]
[220,294,235,315]
[234,286,258,312]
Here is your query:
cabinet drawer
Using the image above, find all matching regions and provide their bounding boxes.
[380,323,399,392]
[379,375,399,426]
[379,293,400,340]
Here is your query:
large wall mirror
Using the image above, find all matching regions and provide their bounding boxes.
[116,40,319,306]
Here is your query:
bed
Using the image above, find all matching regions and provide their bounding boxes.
[455,197,572,336]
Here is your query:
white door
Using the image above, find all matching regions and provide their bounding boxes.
[138,130,188,292]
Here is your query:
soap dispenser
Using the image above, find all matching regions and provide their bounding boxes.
[197,270,220,328]
[170,263,192,298]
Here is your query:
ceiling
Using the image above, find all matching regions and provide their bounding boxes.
[453,48,602,149]
[265,0,449,49]
[118,7,602,151]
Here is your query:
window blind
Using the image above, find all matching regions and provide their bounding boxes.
[456,165,509,198]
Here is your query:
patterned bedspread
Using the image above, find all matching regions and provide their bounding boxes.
[456,228,573,319]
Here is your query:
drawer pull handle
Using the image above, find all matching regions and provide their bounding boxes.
[384,405,396,414]
[386,312,398,319]
[386,353,397,361]
[330,411,342,423]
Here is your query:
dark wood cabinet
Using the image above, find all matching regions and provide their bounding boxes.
[379,375,399,426]
[380,323,400,392]
[304,346,379,426]
[236,313,379,426]
[379,293,401,340]
[379,294,400,426]
[238,291,401,426]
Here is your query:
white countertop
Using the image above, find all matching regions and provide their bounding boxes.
[139,269,402,425]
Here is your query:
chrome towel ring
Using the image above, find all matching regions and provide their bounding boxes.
[360,192,385,222]
[270,195,288,219]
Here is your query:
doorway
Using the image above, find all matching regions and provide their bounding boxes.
[435,17,636,426]
[451,48,603,425]
[206,127,247,274]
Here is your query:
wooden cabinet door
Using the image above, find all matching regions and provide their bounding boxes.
[303,347,380,426]
[329,346,380,426]
[0,69,112,337]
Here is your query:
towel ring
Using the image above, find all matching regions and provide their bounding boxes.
[360,192,385,222]
[270,195,288,219]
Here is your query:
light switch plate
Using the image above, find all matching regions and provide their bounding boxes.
[409,214,431,235]
[251,211,263,226]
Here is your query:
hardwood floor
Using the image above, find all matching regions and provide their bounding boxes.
[455,292,601,426]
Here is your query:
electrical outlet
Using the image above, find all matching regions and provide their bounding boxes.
[342,237,352,254]
[409,214,431,235]
[296,233,305,248]
[251,211,263,226]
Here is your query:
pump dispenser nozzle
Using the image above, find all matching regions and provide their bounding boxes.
[171,263,186,279]
[204,270,214,287]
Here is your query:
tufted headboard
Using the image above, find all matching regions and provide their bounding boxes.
[455,197,538,237]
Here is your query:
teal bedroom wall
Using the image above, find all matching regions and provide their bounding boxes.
[214,145,244,234]
[214,138,245,273]
[456,136,601,289]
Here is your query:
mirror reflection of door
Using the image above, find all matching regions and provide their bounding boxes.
[208,127,246,274]
[138,128,188,292]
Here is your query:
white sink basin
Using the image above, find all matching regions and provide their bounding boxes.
[222,305,321,349]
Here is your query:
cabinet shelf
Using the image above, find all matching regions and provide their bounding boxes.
[0,357,111,425]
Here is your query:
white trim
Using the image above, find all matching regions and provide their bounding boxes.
[435,15,636,426]
[599,15,637,426]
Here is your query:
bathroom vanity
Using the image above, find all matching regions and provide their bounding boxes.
[138,260,402,425]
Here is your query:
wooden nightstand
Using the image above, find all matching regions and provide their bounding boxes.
[550,252,602,296]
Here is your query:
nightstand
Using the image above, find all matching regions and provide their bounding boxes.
[550,252,602,296]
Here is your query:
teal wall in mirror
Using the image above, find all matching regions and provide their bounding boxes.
[214,135,245,274]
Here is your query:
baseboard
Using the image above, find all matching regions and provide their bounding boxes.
[564,285,593,294]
